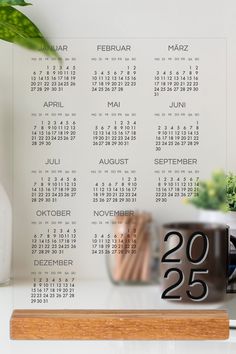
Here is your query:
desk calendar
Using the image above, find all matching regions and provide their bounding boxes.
[12,38,227,307]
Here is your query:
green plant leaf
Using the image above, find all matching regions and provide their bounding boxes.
[0,0,31,6]
[0,6,60,59]
[186,170,228,211]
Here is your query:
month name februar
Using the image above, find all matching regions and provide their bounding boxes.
[97,44,131,51]
[168,44,189,51]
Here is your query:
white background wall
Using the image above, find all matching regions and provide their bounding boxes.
[1,0,236,279]
[1,0,236,197]
[0,42,12,197]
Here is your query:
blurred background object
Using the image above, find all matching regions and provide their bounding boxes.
[0,0,59,58]
[0,0,60,286]
[187,171,236,290]
[0,183,12,285]
[187,170,236,235]
[187,170,228,212]
[106,212,159,285]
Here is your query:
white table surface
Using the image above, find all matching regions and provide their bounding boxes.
[1,280,236,354]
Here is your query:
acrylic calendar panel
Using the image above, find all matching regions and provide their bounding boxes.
[13,38,226,307]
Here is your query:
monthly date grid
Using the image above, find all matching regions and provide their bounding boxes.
[91,171,137,204]
[155,121,200,151]
[153,60,199,96]
[31,170,77,203]
[91,229,137,255]
[30,272,76,304]
[30,61,77,93]
[31,223,77,256]
[91,58,137,93]
[31,112,77,146]
[92,115,137,147]
[154,172,200,203]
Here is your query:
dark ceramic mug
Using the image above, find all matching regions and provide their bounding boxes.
[160,222,236,302]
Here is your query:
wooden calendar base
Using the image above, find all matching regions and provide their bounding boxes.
[10,309,229,340]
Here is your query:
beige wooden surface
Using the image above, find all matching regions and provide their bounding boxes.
[10,309,229,340]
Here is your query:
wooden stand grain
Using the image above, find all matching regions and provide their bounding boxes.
[10,309,229,340]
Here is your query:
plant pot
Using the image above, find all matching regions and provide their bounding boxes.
[224,212,236,237]
[198,209,236,283]
[0,183,12,285]
[198,209,236,236]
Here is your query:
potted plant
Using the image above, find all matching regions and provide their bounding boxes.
[0,0,59,58]
[187,170,236,236]
[0,0,59,284]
